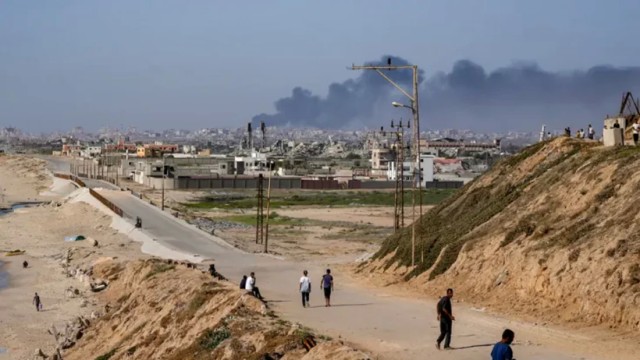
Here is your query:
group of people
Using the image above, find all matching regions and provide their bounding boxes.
[299,269,334,307]
[436,288,516,360]
[564,125,596,139]
[238,269,334,308]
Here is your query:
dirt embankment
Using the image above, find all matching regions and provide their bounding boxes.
[362,137,640,331]
[0,155,52,207]
[65,259,369,360]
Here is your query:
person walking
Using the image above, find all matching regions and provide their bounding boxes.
[491,329,515,360]
[33,292,41,312]
[632,120,640,145]
[299,270,311,307]
[436,288,455,350]
[321,269,333,307]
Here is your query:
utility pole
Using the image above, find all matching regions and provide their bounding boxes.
[161,154,166,211]
[351,60,422,266]
[381,119,408,230]
[263,162,273,253]
[256,174,264,244]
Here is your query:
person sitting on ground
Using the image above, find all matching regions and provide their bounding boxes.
[491,329,515,360]
[239,275,247,290]
[22,260,28,269]
[245,272,264,300]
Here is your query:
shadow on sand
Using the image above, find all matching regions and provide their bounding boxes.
[451,343,494,350]
[308,303,374,308]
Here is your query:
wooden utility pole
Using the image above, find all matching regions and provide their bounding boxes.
[382,119,408,231]
[256,174,264,244]
[352,61,422,266]
[263,163,273,253]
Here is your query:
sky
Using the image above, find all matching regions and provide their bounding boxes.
[1,0,640,133]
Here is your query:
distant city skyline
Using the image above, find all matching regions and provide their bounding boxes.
[1,1,640,133]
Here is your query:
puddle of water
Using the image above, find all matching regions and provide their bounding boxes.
[0,202,43,216]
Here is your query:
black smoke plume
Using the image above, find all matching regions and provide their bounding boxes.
[253,56,640,131]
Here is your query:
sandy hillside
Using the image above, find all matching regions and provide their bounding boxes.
[65,259,369,360]
[0,155,52,207]
[361,137,640,332]
[0,157,369,360]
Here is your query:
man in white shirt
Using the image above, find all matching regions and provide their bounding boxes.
[633,121,640,145]
[588,124,595,140]
[299,270,311,307]
[245,272,263,300]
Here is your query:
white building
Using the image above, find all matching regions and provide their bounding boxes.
[80,146,102,158]
[386,154,434,185]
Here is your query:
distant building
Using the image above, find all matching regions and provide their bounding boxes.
[136,143,179,158]
[370,148,394,178]
[80,146,102,158]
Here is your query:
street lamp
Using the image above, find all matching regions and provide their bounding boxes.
[392,101,412,109]
[352,61,423,267]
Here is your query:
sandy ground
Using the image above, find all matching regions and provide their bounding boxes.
[0,156,54,208]
[0,201,145,359]
[3,156,640,360]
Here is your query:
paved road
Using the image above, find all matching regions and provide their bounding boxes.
[90,189,612,360]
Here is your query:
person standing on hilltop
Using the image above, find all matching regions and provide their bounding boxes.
[436,288,455,350]
[321,269,333,307]
[491,329,515,360]
[588,124,595,140]
[632,120,640,146]
[299,270,311,307]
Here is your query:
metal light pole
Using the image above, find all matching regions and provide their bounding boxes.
[352,62,422,267]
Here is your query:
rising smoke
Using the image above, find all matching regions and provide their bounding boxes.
[253,56,640,131]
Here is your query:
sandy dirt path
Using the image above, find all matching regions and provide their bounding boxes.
[93,188,638,360]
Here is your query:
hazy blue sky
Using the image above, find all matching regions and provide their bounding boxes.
[1,1,640,132]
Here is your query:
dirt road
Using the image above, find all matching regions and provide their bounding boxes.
[92,188,633,360]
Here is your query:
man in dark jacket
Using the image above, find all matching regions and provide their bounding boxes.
[436,288,455,350]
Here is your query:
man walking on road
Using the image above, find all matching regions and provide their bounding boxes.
[491,329,515,360]
[436,288,455,350]
[321,269,333,307]
[299,270,311,307]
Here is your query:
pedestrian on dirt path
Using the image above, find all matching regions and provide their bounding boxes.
[491,329,515,360]
[436,288,455,350]
[321,269,333,307]
[22,260,28,268]
[245,272,264,300]
[33,292,42,312]
[299,270,311,307]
